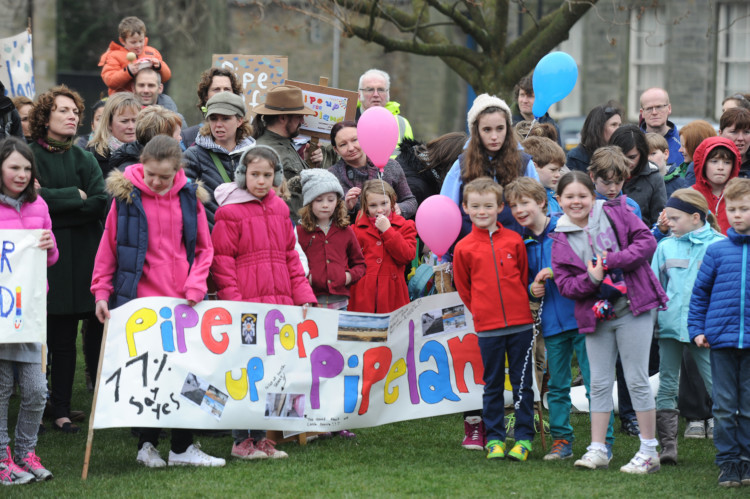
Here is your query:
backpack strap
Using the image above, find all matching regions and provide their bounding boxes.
[209,151,232,183]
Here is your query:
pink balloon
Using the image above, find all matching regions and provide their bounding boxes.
[357,106,399,171]
[415,195,462,259]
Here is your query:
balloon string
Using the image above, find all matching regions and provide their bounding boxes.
[379,170,387,202]
[523,118,538,141]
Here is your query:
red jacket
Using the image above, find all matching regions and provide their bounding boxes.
[453,223,533,332]
[296,224,366,298]
[98,39,171,95]
[691,136,741,234]
[349,213,416,313]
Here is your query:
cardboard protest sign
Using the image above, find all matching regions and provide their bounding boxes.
[0,31,34,98]
[92,293,487,431]
[0,230,46,344]
[212,54,287,117]
[285,80,358,139]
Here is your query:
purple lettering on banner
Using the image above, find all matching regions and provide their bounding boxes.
[174,304,198,353]
[309,345,344,409]
[406,319,420,404]
[264,309,284,355]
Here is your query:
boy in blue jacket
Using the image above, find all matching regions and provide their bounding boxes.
[689,177,750,487]
[506,177,614,461]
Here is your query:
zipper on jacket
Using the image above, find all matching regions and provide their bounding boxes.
[489,232,508,327]
[741,243,747,348]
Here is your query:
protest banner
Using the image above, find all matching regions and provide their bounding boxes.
[91,293,487,432]
[0,230,47,344]
[0,31,34,98]
[211,54,287,116]
[285,79,358,139]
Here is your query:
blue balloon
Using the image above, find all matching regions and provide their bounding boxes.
[532,52,578,118]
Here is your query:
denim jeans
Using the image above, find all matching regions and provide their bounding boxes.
[545,330,614,445]
[656,338,712,411]
[710,348,750,466]
[478,328,534,443]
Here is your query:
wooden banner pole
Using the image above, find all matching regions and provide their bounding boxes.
[305,76,329,168]
[82,318,109,480]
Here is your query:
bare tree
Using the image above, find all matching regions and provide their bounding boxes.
[283,0,599,97]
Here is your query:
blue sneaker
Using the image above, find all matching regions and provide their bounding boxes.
[718,462,740,487]
[544,439,573,460]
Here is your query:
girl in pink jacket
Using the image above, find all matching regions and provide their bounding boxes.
[90,136,223,469]
[0,138,58,484]
[211,145,315,460]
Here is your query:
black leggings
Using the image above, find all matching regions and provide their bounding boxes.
[47,314,85,420]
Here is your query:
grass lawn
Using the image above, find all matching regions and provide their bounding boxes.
[3,342,743,497]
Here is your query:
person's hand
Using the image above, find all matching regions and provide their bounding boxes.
[95,300,110,324]
[587,253,605,281]
[78,189,88,200]
[393,203,402,216]
[38,230,54,250]
[530,281,546,298]
[127,62,140,75]
[345,187,361,211]
[308,146,323,167]
[374,214,391,233]
[534,268,552,283]
[187,299,197,307]
[345,271,352,286]
[34,179,41,191]
[694,334,710,348]
[656,209,669,234]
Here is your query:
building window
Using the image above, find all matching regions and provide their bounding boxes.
[716,3,750,119]
[628,6,668,121]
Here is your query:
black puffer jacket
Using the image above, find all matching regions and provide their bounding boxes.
[396,138,441,205]
[623,162,667,227]
[109,141,144,172]
[183,133,255,229]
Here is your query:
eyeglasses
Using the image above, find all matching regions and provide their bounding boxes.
[641,104,669,114]
[360,87,388,95]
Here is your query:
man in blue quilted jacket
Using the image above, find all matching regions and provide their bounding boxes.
[688,177,750,488]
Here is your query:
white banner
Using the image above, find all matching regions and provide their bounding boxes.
[0,31,34,98]
[93,293,487,431]
[0,229,46,343]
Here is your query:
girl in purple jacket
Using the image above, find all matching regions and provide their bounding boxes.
[550,170,667,475]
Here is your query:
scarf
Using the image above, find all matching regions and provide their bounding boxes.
[107,135,125,153]
[37,136,74,153]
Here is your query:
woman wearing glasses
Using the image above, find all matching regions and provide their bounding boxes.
[566,101,623,172]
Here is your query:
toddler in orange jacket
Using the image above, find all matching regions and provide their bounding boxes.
[98,16,171,95]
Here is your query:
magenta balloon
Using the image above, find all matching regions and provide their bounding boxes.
[357,106,399,170]
[415,195,462,259]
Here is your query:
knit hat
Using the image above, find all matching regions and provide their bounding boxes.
[466,93,512,129]
[300,168,344,206]
[205,92,246,118]
[234,145,284,188]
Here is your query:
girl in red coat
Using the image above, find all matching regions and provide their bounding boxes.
[349,179,417,313]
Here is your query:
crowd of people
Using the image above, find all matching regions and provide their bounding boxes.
[0,14,748,489]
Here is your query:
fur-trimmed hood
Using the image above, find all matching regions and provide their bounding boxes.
[107,165,209,204]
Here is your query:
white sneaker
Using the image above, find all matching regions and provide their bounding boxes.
[136,442,166,468]
[684,420,705,439]
[574,448,611,469]
[168,443,225,467]
[706,418,714,439]
[620,451,660,474]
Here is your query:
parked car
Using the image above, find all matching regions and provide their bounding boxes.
[557,116,585,151]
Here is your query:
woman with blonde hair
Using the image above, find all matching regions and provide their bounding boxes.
[85,92,140,178]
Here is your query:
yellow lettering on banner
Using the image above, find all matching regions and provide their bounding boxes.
[384,358,406,404]
[226,369,249,400]
[126,308,157,357]
[280,324,295,351]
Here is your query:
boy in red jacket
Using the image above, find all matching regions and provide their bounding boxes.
[453,177,535,462]
[98,16,171,95]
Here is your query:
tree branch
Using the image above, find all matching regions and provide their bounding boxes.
[424,0,490,50]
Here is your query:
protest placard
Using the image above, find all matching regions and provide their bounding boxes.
[285,80,358,139]
[0,31,34,98]
[211,54,287,116]
[92,293,486,432]
[0,230,47,344]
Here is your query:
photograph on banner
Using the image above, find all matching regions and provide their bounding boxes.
[0,229,47,344]
[285,80,358,140]
[0,31,35,98]
[92,293,487,432]
[212,54,287,116]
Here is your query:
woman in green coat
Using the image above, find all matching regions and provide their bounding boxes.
[29,85,107,433]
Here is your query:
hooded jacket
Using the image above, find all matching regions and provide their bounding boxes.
[453,222,533,333]
[210,184,315,306]
[652,222,724,343]
[691,136,741,234]
[550,197,667,333]
[98,39,171,95]
[90,165,213,305]
[623,161,667,227]
[689,228,750,349]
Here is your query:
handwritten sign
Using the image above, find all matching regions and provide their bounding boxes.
[92,293,488,431]
[0,230,46,343]
[212,54,287,117]
[285,80,358,139]
[0,31,34,98]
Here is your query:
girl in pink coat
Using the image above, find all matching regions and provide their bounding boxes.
[0,138,58,484]
[210,145,315,460]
